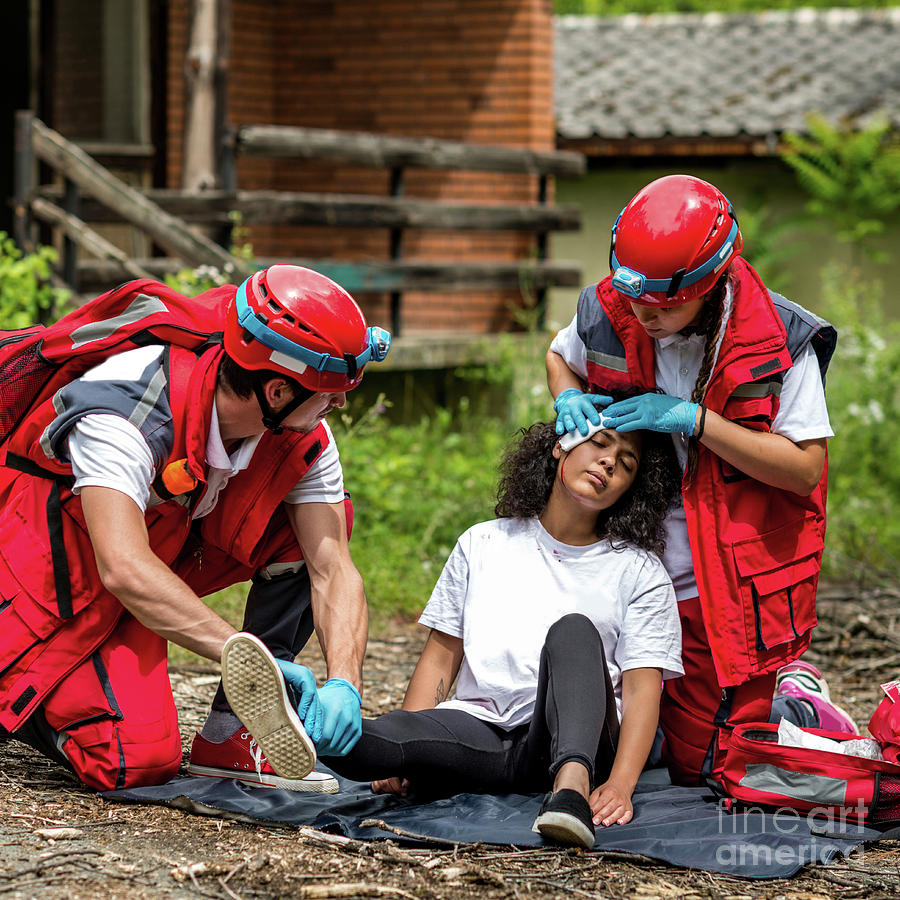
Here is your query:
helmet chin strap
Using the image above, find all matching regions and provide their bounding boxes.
[252,382,314,435]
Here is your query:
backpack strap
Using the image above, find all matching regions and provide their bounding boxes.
[2,453,76,618]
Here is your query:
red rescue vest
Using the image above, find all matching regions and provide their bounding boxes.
[576,259,834,687]
[0,280,328,729]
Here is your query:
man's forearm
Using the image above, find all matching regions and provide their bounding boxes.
[287,500,368,691]
[102,550,236,659]
[310,568,368,691]
[81,485,236,660]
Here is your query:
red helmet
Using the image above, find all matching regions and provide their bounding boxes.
[224,265,390,393]
[608,175,743,307]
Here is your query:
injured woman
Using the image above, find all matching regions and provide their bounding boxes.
[320,418,684,848]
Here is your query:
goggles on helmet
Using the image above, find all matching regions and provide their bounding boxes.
[609,208,740,304]
[235,280,391,380]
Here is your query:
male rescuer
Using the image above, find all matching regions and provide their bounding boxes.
[0,264,390,793]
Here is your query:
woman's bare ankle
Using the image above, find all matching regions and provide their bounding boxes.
[552,760,590,800]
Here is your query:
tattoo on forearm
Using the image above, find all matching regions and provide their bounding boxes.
[434,678,446,705]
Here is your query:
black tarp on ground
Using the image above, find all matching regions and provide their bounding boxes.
[104,768,876,879]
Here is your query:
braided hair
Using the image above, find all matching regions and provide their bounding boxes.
[684,268,732,479]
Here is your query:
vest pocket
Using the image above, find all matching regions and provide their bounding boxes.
[732,516,823,651]
[748,557,820,649]
[0,530,58,625]
[0,599,44,682]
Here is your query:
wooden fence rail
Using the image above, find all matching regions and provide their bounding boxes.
[38,188,582,233]
[77,257,582,295]
[26,114,254,279]
[15,114,584,336]
[230,125,586,177]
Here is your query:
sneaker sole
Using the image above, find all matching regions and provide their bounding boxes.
[533,811,595,849]
[220,633,317,780]
[187,762,338,794]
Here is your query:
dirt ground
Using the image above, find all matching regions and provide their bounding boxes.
[1,584,899,900]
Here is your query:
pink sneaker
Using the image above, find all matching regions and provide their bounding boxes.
[188,729,338,793]
[775,661,859,735]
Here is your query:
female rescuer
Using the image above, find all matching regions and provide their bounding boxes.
[545,174,852,787]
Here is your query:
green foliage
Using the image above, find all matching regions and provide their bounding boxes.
[164,212,257,296]
[335,396,521,624]
[781,115,900,261]
[164,263,231,297]
[555,0,895,13]
[454,331,554,425]
[0,233,70,327]
[819,265,900,585]
[730,203,804,295]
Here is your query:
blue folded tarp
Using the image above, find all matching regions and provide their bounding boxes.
[105,767,876,879]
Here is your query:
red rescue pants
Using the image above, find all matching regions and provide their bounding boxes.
[3,507,326,792]
[660,596,775,786]
[40,613,182,791]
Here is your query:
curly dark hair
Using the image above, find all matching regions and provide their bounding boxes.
[494,420,681,556]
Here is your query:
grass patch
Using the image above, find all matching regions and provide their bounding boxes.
[818,266,900,585]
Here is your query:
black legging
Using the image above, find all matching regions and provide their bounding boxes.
[324,613,620,798]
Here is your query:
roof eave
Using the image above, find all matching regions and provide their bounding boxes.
[555,132,785,159]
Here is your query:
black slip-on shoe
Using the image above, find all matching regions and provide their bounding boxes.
[532,789,596,849]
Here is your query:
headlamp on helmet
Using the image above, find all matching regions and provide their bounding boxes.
[236,284,392,376]
[607,175,743,307]
[368,326,391,363]
[228,269,392,392]
[610,215,739,303]
[609,266,646,299]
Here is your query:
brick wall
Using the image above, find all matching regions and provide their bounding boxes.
[50,2,104,139]
[168,0,555,333]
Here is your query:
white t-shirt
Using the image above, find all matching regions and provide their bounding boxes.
[419,517,683,730]
[65,346,344,517]
[550,300,833,601]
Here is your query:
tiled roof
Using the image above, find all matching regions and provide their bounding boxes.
[554,8,900,144]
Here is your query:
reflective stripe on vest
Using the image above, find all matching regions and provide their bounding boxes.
[68,293,169,350]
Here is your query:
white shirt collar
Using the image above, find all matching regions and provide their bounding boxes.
[206,399,263,474]
[656,332,704,350]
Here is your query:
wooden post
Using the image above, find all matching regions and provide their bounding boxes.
[213,0,232,248]
[217,125,237,248]
[389,166,405,337]
[61,178,79,290]
[536,173,549,328]
[219,126,237,192]
[13,110,34,252]
[183,0,219,193]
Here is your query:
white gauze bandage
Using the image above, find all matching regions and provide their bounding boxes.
[559,416,611,451]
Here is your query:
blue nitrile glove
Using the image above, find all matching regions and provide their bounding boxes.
[553,388,615,437]
[601,393,699,435]
[275,659,322,735]
[315,678,363,757]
